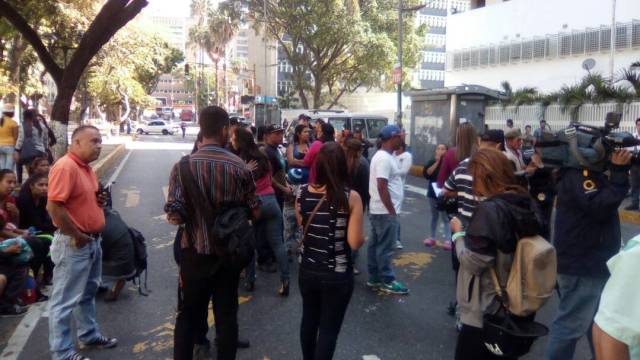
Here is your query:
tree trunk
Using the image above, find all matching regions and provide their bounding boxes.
[49,86,75,159]
[312,75,323,109]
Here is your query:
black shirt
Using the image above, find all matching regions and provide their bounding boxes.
[423,159,441,199]
[16,190,56,233]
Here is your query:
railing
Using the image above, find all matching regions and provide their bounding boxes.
[484,101,640,133]
[448,20,640,71]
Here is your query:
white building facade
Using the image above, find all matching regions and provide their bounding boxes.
[445,0,640,92]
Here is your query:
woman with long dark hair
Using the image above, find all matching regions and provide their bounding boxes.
[423,143,450,246]
[295,142,364,360]
[450,148,541,360]
[14,109,48,183]
[0,169,49,301]
[304,122,335,185]
[231,127,290,295]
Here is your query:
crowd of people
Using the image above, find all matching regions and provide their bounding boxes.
[1,99,637,360]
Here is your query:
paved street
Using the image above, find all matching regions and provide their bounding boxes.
[2,133,637,360]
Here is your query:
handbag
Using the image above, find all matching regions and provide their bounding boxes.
[177,156,255,271]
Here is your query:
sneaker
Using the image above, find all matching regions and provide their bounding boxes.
[439,240,453,251]
[625,204,639,211]
[64,352,91,360]
[79,336,118,350]
[395,241,403,250]
[353,267,360,275]
[423,238,437,247]
[366,279,381,289]
[0,304,27,317]
[380,280,410,295]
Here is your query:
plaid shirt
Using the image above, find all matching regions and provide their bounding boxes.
[165,144,259,255]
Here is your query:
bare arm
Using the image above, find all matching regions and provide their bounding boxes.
[593,323,629,360]
[376,178,396,216]
[12,124,19,145]
[347,190,364,250]
[47,201,91,246]
[426,160,439,176]
[287,144,305,168]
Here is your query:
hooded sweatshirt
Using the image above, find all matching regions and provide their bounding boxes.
[455,192,542,328]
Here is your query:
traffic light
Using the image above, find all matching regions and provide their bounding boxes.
[184,63,190,76]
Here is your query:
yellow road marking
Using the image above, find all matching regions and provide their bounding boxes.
[392,251,435,279]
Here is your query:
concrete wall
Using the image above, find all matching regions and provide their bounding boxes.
[445,0,640,92]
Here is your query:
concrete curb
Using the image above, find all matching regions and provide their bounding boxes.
[92,144,127,179]
[411,164,640,225]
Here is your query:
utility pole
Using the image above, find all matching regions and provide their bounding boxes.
[263,0,268,96]
[609,0,616,80]
[397,0,404,127]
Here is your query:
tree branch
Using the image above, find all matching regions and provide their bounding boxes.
[0,0,63,84]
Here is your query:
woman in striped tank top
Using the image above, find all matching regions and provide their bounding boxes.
[295,142,365,360]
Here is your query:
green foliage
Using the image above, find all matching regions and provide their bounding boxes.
[249,0,425,108]
[86,24,184,117]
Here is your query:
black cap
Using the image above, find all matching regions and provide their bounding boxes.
[480,129,504,143]
[265,124,284,134]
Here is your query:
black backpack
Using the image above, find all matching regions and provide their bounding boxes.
[127,227,149,296]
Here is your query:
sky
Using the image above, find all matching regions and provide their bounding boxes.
[144,0,192,18]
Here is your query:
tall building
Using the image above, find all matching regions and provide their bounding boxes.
[145,15,188,55]
[415,0,470,89]
[445,0,640,92]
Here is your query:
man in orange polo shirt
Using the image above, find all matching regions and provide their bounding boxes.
[46,126,117,360]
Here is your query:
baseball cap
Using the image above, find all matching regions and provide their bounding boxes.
[265,124,285,134]
[1,103,15,113]
[379,125,404,140]
[504,128,523,139]
[480,129,504,144]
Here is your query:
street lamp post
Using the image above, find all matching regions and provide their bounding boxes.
[212,53,220,105]
[397,1,427,127]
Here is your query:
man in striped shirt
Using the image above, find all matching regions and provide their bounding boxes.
[165,106,259,360]
[444,129,504,226]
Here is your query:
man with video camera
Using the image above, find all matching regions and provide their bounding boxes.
[546,148,632,360]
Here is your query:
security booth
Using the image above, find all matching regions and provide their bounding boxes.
[407,85,506,166]
[252,95,281,128]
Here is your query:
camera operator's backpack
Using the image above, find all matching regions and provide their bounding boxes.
[491,235,557,317]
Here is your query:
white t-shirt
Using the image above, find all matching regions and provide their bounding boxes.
[395,151,413,186]
[369,149,403,215]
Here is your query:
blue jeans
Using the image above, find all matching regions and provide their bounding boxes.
[246,194,290,282]
[428,197,451,240]
[546,274,608,360]
[283,200,300,252]
[367,214,398,283]
[48,233,104,360]
[0,145,15,171]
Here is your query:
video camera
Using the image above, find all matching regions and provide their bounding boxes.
[536,112,640,172]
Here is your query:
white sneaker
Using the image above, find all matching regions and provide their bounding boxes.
[396,241,403,249]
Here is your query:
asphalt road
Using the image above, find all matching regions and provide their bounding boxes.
[6,133,637,360]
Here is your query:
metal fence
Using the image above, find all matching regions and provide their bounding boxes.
[485,101,640,133]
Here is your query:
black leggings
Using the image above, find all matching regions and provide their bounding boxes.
[298,269,353,360]
[455,324,518,360]
[23,236,53,281]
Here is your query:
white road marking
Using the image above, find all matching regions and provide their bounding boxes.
[107,150,133,185]
[363,356,382,360]
[1,302,47,359]
[2,149,135,359]
[405,184,427,196]
[162,186,169,202]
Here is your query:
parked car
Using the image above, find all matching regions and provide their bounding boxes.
[136,120,178,135]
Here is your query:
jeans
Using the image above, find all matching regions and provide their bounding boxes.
[546,274,608,360]
[367,214,398,283]
[174,248,241,360]
[48,233,103,360]
[0,145,14,171]
[283,200,300,252]
[428,197,451,240]
[299,269,354,360]
[455,324,518,360]
[0,263,27,311]
[629,164,640,206]
[246,194,290,283]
